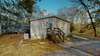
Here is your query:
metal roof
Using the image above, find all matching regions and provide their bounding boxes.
[30,16,71,23]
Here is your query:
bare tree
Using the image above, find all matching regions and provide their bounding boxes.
[70,0,98,36]
[78,0,97,36]
[20,0,37,38]
[57,7,79,33]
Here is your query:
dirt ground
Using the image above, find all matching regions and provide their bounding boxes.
[0,34,63,56]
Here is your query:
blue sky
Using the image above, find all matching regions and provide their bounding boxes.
[37,0,73,14]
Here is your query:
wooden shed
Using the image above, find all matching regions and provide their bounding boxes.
[30,16,71,40]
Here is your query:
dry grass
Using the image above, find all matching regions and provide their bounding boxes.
[0,34,63,56]
[73,24,100,38]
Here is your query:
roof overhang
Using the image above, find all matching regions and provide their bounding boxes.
[30,16,71,23]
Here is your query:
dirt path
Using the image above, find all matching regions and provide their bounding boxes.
[42,38,100,56]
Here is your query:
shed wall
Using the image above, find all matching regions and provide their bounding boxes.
[30,18,70,40]
[54,18,70,36]
[31,19,48,39]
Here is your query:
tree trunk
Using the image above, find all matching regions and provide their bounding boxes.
[86,9,97,37]
[28,17,31,39]
[79,0,97,37]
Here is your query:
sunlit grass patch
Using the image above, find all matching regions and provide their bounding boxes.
[0,34,63,56]
[96,28,100,34]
